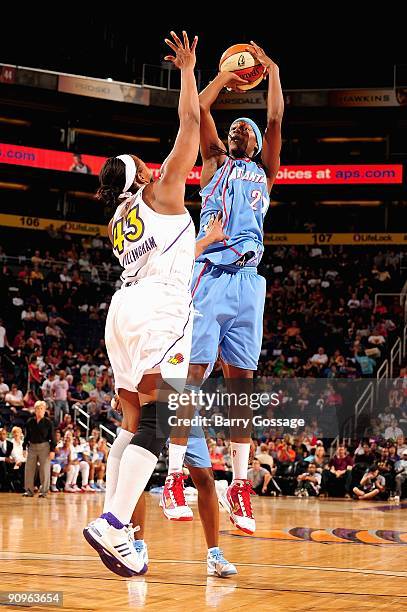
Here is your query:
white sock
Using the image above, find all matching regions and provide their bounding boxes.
[108,445,157,525]
[97,479,104,485]
[231,442,250,480]
[72,464,80,485]
[51,475,58,486]
[103,429,134,512]
[65,466,74,486]
[80,461,89,487]
[168,443,187,474]
[66,464,79,486]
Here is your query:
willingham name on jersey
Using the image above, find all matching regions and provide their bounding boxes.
[122,236,158,266]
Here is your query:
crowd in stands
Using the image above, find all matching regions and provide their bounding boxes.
[0,231,406,502]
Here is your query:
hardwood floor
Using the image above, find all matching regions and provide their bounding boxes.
[0,492,406,610]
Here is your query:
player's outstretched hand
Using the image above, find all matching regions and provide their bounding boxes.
[164,31,198,71]
[205,211,229,244]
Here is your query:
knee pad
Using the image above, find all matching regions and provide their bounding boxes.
[130,402,167,458]
[53,464,61,474]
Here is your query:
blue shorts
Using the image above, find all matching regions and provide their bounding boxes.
[190,262,266,370]
[184,428,211,469]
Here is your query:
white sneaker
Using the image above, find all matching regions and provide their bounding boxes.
[207,548,237,577]
[81,484,95,493]
[84,515,146,574]
[97,482,106,491]
[64,485,78,493]
[394,495,400,504]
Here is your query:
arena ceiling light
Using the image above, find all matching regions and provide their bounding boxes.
[67,190,97,200]
[318,200,383,206]
[0,116,31,127]
[0,181,29,190]
[317,137,386,143]
[73,128,160,143]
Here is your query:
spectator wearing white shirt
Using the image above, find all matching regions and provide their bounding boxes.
[394,449,407,503]
[5,384,24,411]
[41,371,56,412]
[10,425,26,492]
[378,407,396,429]
[0,374,10,396]
[384,419,404,441]
[51,370,69,425]
[295,463,322,497]
[21,307,36,326]
[368,332,386,346]
[310,347,328,367]
[11,426,26,464]
[0,319,9,365]
[347,293,360,310]
[59,266,72,283]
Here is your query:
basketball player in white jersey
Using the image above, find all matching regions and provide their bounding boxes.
[83,31,200,576]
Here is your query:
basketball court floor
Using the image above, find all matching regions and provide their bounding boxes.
[0,493,406,610]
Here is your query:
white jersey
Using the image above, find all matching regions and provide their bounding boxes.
[111,186,195,289]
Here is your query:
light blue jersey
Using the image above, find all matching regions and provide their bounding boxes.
[196,157,269,270]
[191,156,268,370]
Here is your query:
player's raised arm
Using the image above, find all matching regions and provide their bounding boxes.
[249,41,284,192]
[198,72,248,188]
[153,31,199,213]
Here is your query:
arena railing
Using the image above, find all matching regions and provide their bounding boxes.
[390,337,402,379]
[73,405,90,438]
[376,360,389,399]
[354,382,374,433]
[99,424,116,448]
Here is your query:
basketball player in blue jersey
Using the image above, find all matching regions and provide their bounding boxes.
[163,41,284,535]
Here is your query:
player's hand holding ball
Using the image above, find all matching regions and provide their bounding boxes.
[164,30,198,71]
[219,40,277,91]
[248,40,277,75]
[218,72,250,92]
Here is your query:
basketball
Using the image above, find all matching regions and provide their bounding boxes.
[219,43,265,91]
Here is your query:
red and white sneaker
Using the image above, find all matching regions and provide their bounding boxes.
[160,472,193,521]
[220,479,256,534]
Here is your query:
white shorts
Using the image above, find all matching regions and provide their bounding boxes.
[105,278,193,393]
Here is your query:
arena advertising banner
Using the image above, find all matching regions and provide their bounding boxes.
[2,214,407,245]
[329,88,399,107]
[58,75,150,105]
[264,233,407,246]
[0,213,107,237]
[0,143,403,186]
[215,88,407,108]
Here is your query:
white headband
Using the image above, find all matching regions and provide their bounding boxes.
[116,154,137,195]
